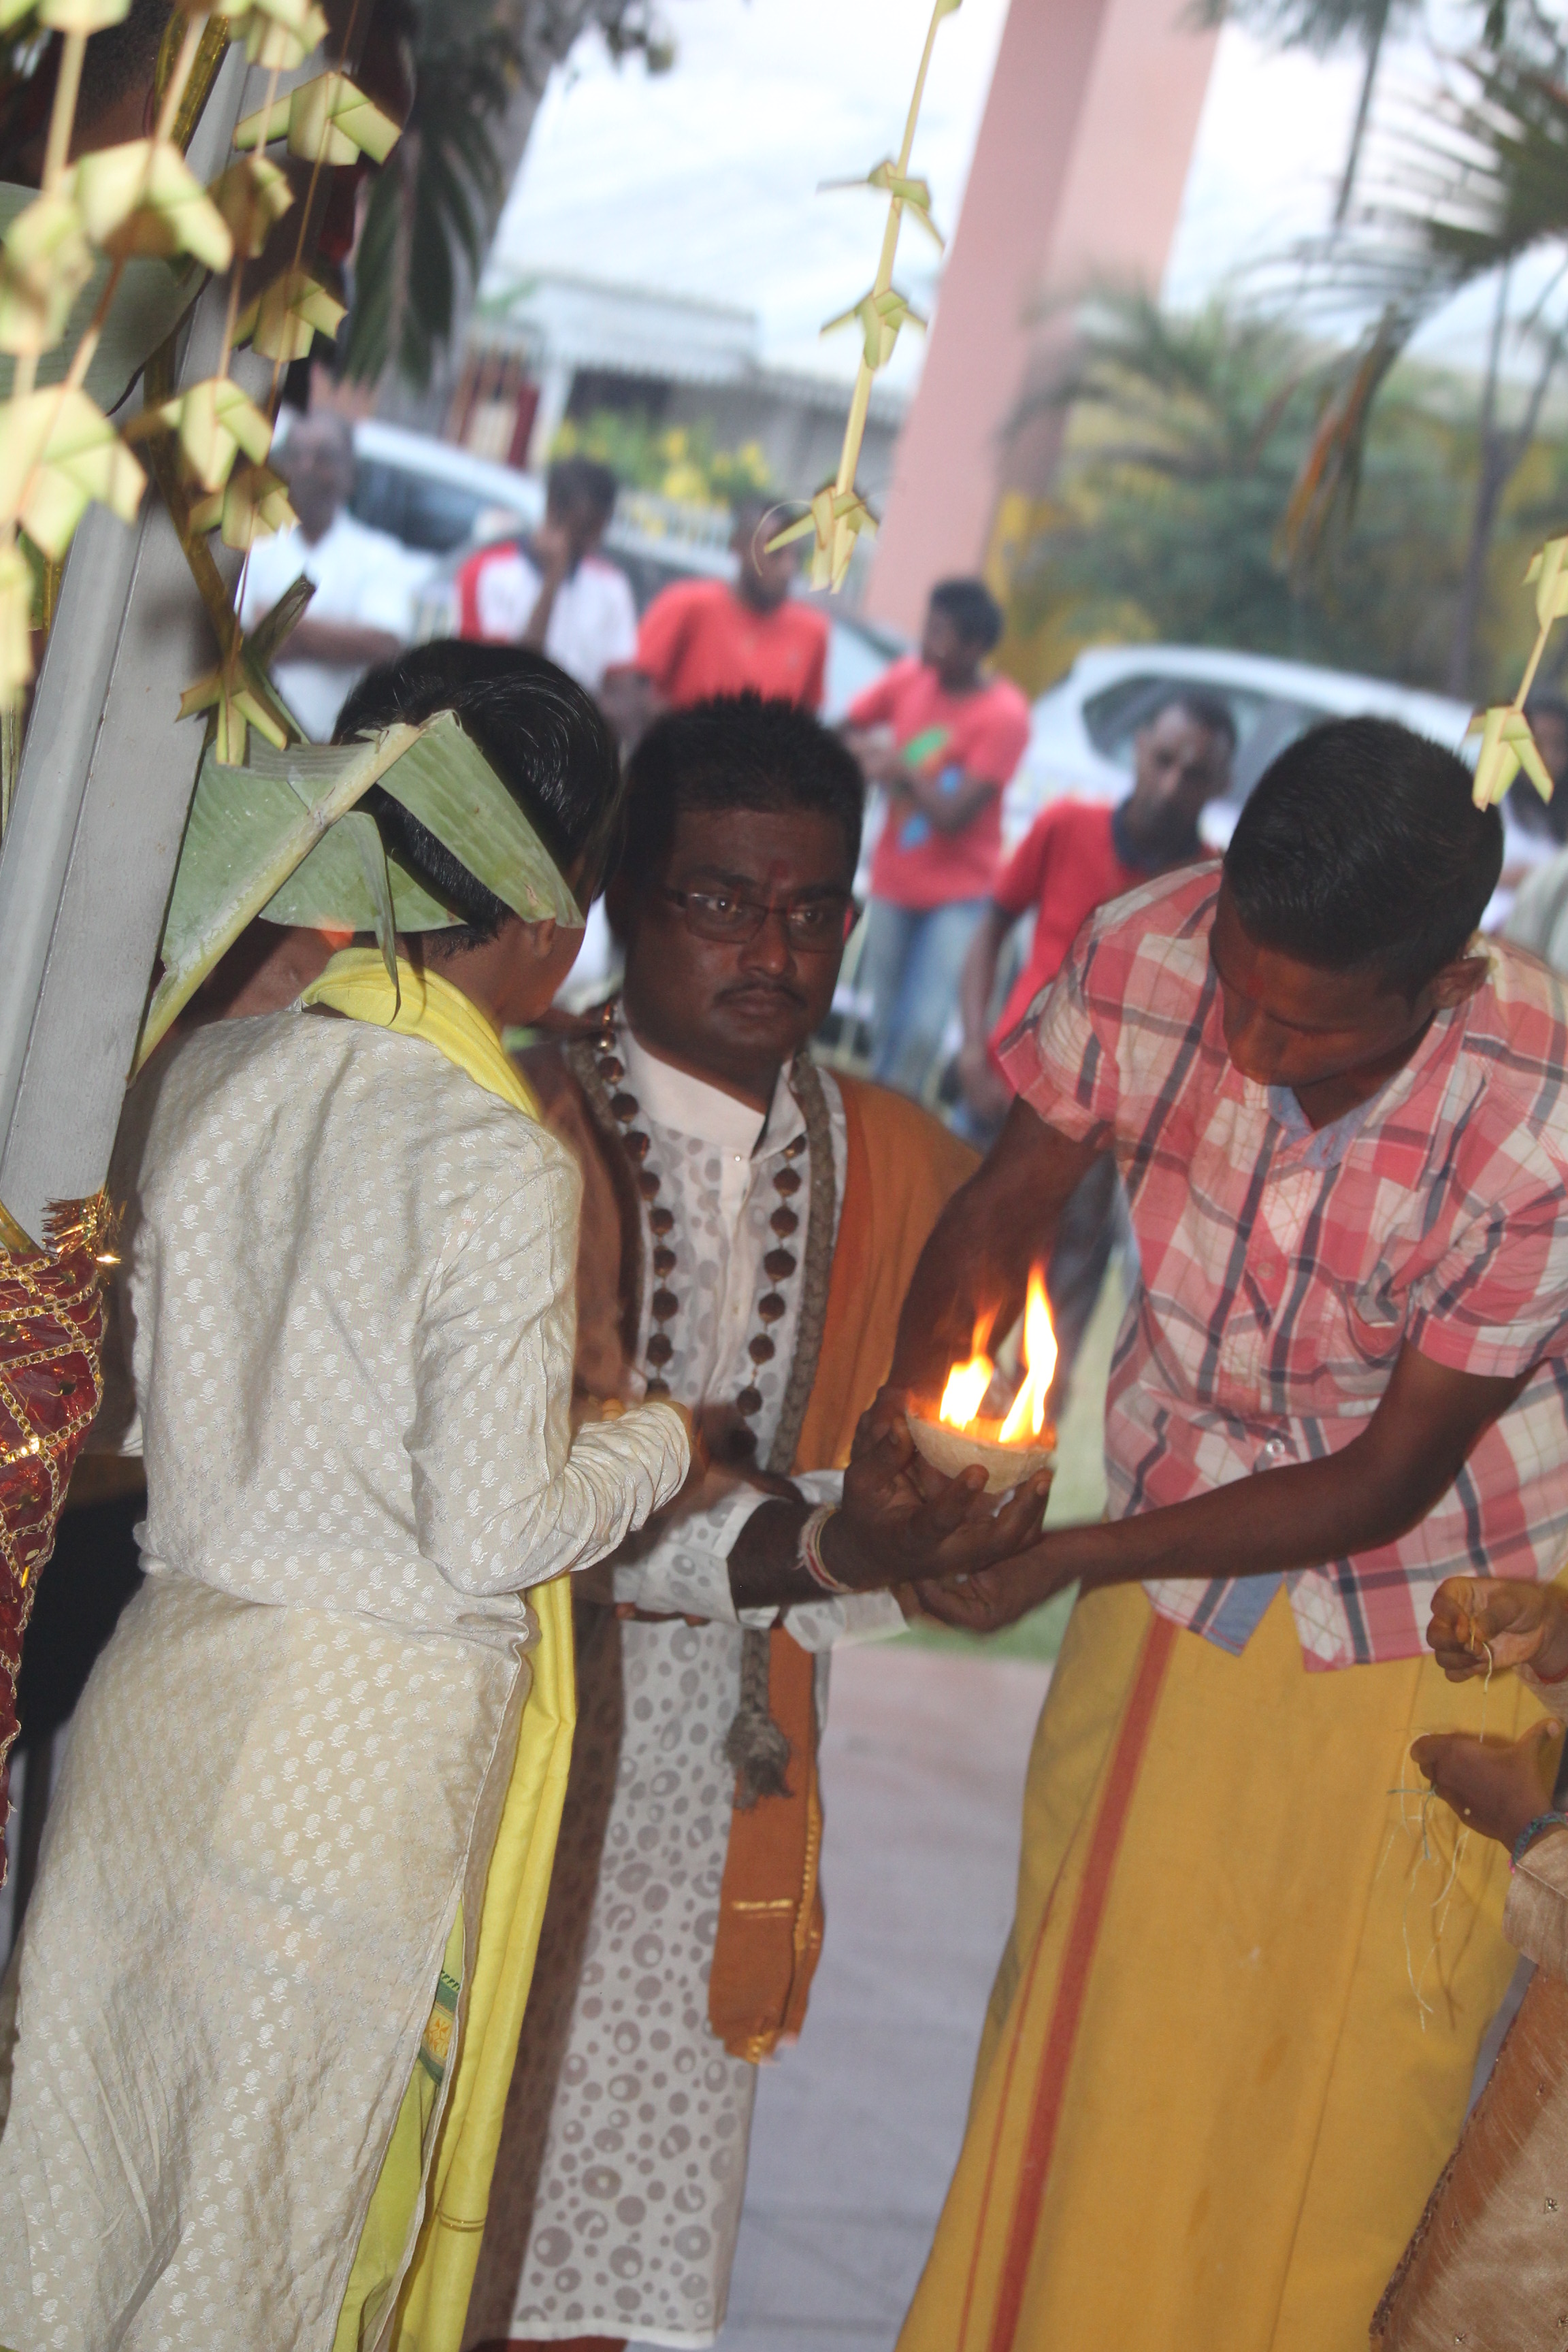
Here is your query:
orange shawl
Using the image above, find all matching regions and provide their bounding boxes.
[710,1073,975,2059]
[523,1048,975,2061]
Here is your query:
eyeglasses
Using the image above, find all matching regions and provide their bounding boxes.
[662,886,853,953]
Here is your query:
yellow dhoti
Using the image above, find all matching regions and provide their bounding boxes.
[898,1581,1544,2352]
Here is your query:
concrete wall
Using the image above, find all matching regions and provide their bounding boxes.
[864,0,1218,636]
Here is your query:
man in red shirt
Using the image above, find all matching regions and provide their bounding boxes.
[956,688,1235,1404]
[843,579,1032,1098]
[626,495,829,723]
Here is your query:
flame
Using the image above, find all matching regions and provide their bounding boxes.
[938,1338,995,1428]
[999,1268,1058,1443]
[935,1271,1058,1445]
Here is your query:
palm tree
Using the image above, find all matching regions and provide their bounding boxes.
[998,288,1527,695]
[1280,16,1568,690]
[341,0,672,405]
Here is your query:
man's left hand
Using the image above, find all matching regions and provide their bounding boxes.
[824,1420,1051,1592]
[1411,1720,1565,1850]
[909,1550,1064,1635]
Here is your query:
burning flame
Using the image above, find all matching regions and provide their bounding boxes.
[937,1269,1058,1443]
[1000,1269,1058,1443]
[938,1341,994,1429]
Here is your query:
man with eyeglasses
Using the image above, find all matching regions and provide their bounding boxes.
[465,694,1036,2352]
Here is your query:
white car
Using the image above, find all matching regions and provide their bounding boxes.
[1012,642,1477,843]
[342,416,904,719]
[1008,641,1556,928]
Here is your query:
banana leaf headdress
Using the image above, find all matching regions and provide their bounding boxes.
[137,704,583,1068]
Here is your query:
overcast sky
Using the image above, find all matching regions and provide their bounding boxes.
[487,0,1556,391]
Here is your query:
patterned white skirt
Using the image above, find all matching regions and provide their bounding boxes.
[0,1571,523,2351]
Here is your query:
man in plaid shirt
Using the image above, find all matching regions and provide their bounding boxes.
[884,718,1568,2352]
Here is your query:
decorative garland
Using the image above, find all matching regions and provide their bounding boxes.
[771,0,960,592]
[1471,535,1568,811]
[0,0,405,752]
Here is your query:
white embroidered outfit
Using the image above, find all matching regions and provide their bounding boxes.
[0,1009,686,2351]
[465,1030,900,2349]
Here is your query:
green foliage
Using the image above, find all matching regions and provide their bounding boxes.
[341,0,676,391]
[340,0,510,388]
[1191,0,1506,50]
[552,409,770,506]
[1003,289,1559,702]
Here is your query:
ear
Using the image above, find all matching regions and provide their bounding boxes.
[1428,949,1490,1012]
[519,916,559,962]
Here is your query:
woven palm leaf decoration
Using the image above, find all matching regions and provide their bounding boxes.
[0,0,406,1863]
[770,0,960,591]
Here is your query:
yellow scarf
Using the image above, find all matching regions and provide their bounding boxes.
[304,948,576,2352]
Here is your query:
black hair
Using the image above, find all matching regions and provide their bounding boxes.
[930,577,1004,655]
[548,454,618,525]
[1526,691,1568,725]
[617,693,864,887]
[333,640,624,947]
[1223,717,1501,998]
[1149,686,1237,754]
[80,0,170,122]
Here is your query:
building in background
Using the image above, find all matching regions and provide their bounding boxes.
[446,270,906,578]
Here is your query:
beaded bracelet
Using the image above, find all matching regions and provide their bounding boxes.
[798,1503,852,1596]
[1511,1810,1568,1871]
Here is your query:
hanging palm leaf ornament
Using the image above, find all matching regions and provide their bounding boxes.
[0,0,444,1844]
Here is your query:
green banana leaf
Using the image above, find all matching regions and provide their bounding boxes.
[137,707,581,1068]
[261,805,453,931]
[373,717,582,931]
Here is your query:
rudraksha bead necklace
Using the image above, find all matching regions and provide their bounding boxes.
[591,1001,808,1459]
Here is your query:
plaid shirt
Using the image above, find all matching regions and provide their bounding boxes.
[1000,865,1568,1669]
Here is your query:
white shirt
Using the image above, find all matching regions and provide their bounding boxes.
[101,1009,689,1645]
[240,508,420,742]
[468,543,638,693]
[603,1026,904,1650]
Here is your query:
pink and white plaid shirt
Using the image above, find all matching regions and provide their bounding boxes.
[1000,864,1568,1669]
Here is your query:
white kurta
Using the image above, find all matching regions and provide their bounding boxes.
[0,1009,687,2352]
[466,1032,901,2349]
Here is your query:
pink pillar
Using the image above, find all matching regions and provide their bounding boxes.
[864,0,1218,635]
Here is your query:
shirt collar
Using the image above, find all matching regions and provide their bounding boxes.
[619,1024,805,1159]
[1260,1000,1463,1169]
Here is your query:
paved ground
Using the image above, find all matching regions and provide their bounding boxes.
[642,1642,1052,2352]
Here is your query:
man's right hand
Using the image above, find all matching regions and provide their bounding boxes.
[823,1418,1051,1592]
[1427,1575,1568,1682]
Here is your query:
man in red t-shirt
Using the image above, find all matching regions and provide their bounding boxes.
[957,688,1235,1404]
[624,495,829,727]
[843,578,1032,1098]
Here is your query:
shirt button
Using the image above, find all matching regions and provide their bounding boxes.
[1257,1437,1289,1467]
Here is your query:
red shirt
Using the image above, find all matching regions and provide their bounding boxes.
[988,800,1164,1071]
[634,578,828,710]
[851,657,1032,910]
